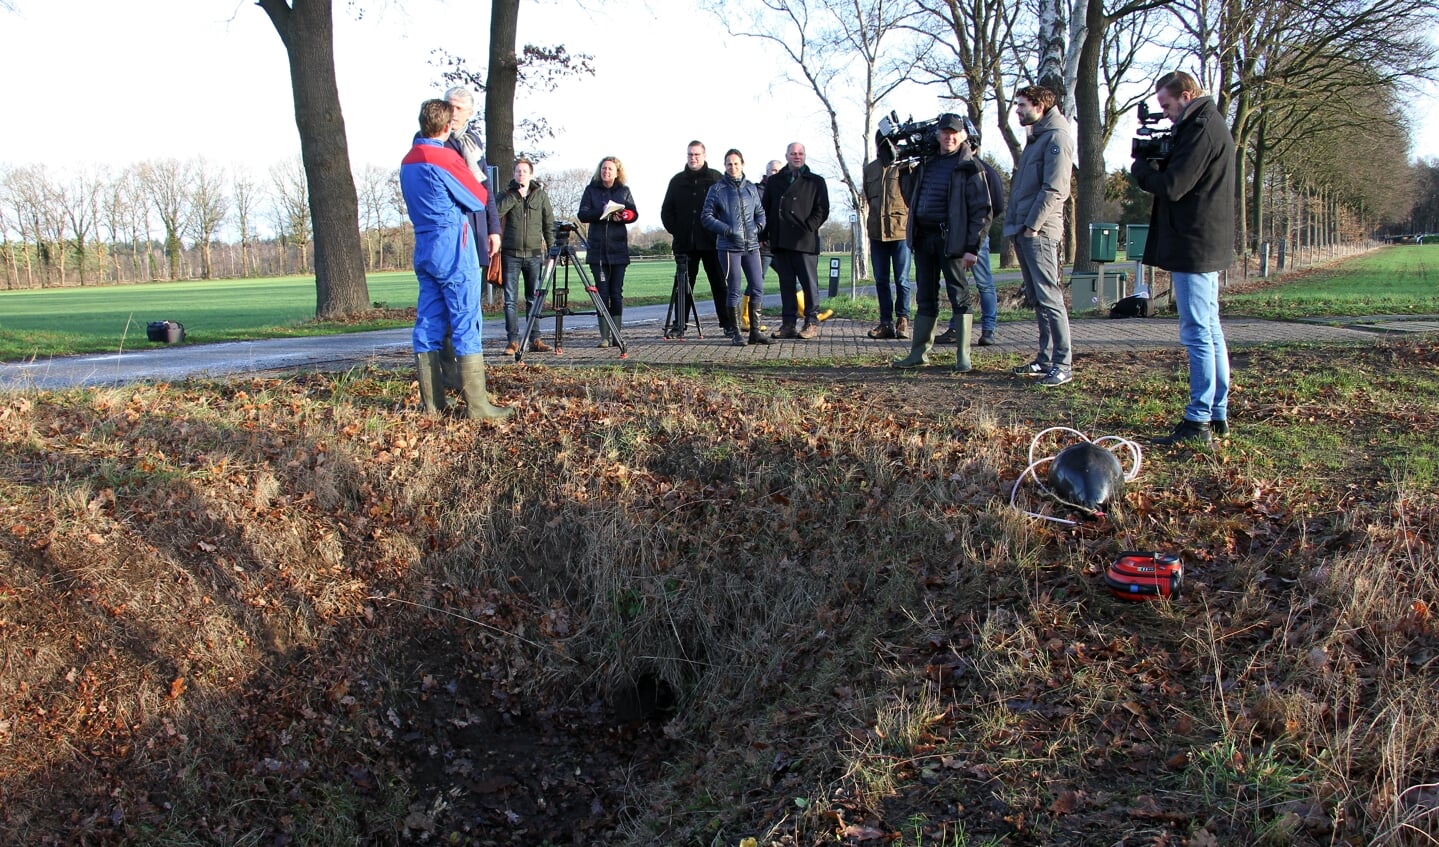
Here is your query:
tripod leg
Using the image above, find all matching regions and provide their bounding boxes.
[575,261,626,358]
[516,255,557,364]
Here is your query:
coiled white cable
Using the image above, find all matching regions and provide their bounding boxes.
[1009,426,1144,526]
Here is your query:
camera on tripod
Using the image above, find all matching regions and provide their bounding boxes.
[1131,101,1174,165]
[875,111,942,166]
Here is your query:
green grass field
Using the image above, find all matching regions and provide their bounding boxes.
[1224,242,1439,318]
[0,257,854,360]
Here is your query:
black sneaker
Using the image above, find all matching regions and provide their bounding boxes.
[1038,366,1072,387]
[935,328,958,344]
[1212,419,1229,437]
[1012,361,1047,377]
[975,330,995,346]
[1153,419,1213,446]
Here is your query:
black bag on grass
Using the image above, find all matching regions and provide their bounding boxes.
[146,320,186,344]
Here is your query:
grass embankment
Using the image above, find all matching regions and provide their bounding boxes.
[2,337,1437,844]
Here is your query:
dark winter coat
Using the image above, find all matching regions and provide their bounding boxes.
[1130,95,1236,273]
[700,175,767,253]
[661,165,722,253]
[901,148,992,258]
[497,180,555,257]
[577,182,638,266]
[761,165,829,254]
[444,128,502,266]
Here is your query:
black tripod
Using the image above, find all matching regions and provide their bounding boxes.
[516,223,626,362]
[663,257,704,340]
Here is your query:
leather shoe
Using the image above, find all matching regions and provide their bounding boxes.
[503,341,520,355]
[528,338,552,353]
[935,327,957,344]
[895,316,910,338]
[868,322,896,339]
[975,330,995,346]
[798,322,819,339]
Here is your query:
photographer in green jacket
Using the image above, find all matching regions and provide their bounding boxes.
[496,158,555,355]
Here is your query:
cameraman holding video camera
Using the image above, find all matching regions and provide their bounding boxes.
[1130,71,1235,446]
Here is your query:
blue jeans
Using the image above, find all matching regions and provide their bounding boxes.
[590,263,627,317]
[1172,271,1230,423]
[1014,233,1070,369]
[971,236,996,332]
[870,238,911,323]
[502,254,543,343]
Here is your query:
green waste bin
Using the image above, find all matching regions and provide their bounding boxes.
[1126,224,1149,260]
[1089,222,1119,262]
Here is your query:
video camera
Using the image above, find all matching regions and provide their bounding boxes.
[553,220,582,244]
[1131,101,1174,166]
[875,111,941,166]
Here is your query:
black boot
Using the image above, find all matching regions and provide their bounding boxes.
[1153,419,1212,446]
[747,299,773,345]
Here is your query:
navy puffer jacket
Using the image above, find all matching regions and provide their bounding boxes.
[700,175,766,253]
[577,182,638,265]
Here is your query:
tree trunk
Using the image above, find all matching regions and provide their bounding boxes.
[1250,116,1265,257]
[486,0,520,176]
[1070,0,1106,275]
[258,0,369,318]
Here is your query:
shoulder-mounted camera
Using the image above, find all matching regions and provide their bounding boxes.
[1131,102,1174,166]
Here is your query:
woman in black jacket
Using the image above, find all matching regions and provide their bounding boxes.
[577,156,638,347]
[701,149,772,347]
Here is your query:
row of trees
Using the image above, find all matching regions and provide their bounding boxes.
[703,0,1438,276]
[0,157,749,291]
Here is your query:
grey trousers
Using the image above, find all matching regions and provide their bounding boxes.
[1014,233,1071,370]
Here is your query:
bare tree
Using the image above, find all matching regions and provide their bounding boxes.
[232,166,261,279]
[188,158,229,280]
[257,0,369,316]
[271,156,313,274]
[138,158,194,280]
[540,166,592,224]
[61,169,102,285]
[1169,0,1439,252]
[356,163,397,270]
[703,0,924,277]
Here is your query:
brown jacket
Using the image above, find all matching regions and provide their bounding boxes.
[864,159,910,242]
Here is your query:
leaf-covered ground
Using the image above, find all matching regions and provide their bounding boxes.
[1,339,1436,845]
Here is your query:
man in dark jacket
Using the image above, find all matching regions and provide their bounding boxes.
[763,142,830,339]
[939,136,1006,347]
[1131,70,1236,445]
[661,142,732,337]
[893,114,991,371]
[496,158,554,355]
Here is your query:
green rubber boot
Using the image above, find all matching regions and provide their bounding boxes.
[457,355,512,421]
[954,313,973,373]
[439,335,462,392]
[893,313,938,369]
[415,352,447,414]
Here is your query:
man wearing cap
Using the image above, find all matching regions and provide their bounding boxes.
[893,113,992,371]
[1004,85,1076,387]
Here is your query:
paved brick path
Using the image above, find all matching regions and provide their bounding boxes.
[2,295,1433,391]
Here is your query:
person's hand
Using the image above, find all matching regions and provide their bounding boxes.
[962,252,978,269]
[1022,227,1037,238]
[488,234,501,255]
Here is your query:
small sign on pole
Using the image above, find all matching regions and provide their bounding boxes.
[828,257,841,297]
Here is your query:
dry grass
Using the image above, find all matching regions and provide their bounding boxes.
[1,342,1437,845]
